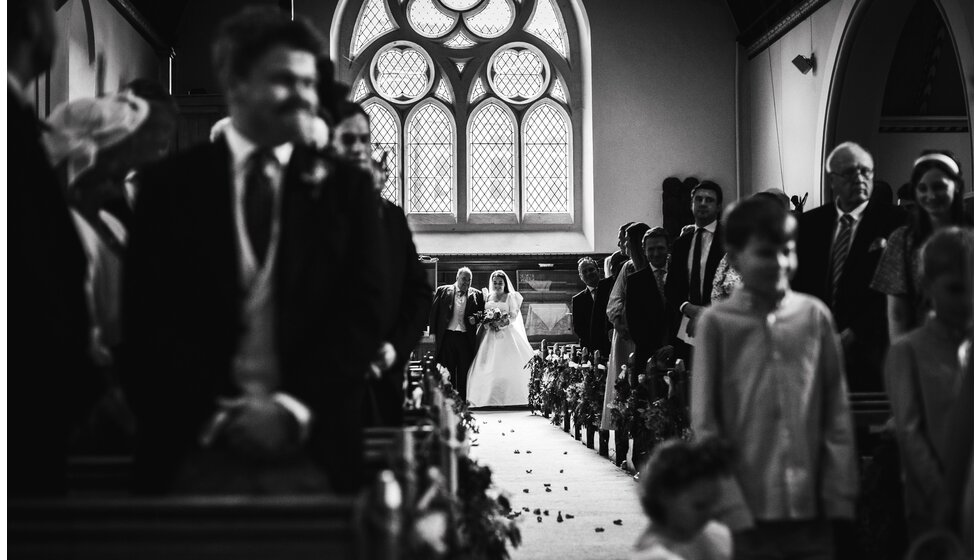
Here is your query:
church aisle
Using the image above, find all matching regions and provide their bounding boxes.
[469,410,646,560]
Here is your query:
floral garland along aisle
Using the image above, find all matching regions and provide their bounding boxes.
[526,341,691,473]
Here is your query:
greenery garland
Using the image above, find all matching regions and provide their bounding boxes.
[407,363,519,560]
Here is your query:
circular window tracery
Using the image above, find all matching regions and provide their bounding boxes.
[370,41,436,105]
[486,43,550,104]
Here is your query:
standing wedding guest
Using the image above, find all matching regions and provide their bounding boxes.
[884,227,972,541]
[625,227,671,398]
[605,221,634,278]
[429,267,485,401]
[692,196,857,559]
[871,150,968,341]
[600,222,650,432]
[572,256,603,350]
[896,182,917,211]
[123,8,384,494]
[632,437,734,560]
[664,181,724,364]
[8,0,100,497]
[331,100,432,426]
[589,273,616,358]
[793,142,905,391]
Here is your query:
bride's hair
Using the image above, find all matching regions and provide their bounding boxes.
[489,270,512,294]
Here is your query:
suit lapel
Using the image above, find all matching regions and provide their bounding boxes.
[197,141,240,321]
[278,145,319,300]
[842,204,879,286]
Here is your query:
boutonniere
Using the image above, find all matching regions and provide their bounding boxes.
[300,155,331,199]
[868,237,888,252]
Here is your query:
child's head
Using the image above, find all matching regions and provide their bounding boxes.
[638,437,732,540]
[723,195,798,296]
[919,226,973,329]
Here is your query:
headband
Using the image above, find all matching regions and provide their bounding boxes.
[914,153,960,177]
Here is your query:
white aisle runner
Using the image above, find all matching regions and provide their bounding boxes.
[470,410,647,560]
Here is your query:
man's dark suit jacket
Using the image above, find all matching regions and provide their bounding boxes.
[8,86,99,496]
[792,201,905,391]
[588,276,614,358]
[664,226,724,335]
[370,200,432,426]
[625,266,669,396]
[122,141,385,494]
[428,285,485,356]
[572,288,596,350]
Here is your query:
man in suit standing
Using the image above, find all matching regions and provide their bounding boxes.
[429,267,485,401]
[626,227,671,398]
[327,100,433,427]
[123,9,384,494]
[8,0,100,497]
[589,276,615,359]
[793,142,905,391]
[572,257,602,351]
[664,181,725,363]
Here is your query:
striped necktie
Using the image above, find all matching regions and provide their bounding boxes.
[831,214,854,303]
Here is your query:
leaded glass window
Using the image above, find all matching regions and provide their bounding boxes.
[336,0,580,224]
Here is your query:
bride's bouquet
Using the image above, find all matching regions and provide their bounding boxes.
[475,308,507,331]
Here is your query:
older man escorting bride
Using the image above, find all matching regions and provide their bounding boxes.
[466,270,535,408]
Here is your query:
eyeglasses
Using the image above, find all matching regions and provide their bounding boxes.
[340,133,371,147]
[831,166,874,180]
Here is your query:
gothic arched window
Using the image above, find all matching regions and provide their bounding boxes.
[335,0,582,228]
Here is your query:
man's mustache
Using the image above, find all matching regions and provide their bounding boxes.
[277,98,315,114]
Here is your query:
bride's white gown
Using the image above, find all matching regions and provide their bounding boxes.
[466,293,534,407]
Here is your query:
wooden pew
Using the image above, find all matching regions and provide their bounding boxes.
[9,495,367,560]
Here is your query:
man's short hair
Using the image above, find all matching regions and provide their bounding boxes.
[691,180,723,208]
[723,196,797,252]
[456,266,472,278]
[824,141,871,173]
[212,8,324,91]
[625,222,651,254]
[577,256,598,271]
[618,221,634,239]
[641,227,669,247]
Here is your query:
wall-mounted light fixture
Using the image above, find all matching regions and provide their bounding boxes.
[792,54,815,75]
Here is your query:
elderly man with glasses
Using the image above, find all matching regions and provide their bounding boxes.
[792,141,906,393]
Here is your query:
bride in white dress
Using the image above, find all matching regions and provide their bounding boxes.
[466,270,535,407]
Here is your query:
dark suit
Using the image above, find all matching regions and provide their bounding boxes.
[572,287,597,351]
[792,201,905,391]
[664,225,724,358]
[625,267,670,398]
[588,276,614,358]
[367,200,432,426]
[122,140,384,494]
[8,85,99,496]
[428,285,485,400]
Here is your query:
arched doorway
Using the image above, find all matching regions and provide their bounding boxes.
[825,0,972,202]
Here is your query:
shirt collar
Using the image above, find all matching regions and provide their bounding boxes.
[696,219,718,234]
[835,199,869,222]
[649,263,667,274]
[224,123,293,171]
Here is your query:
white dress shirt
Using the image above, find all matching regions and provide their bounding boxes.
[223,125,310,436]
[686,219,717,297]
[447,285,468,332]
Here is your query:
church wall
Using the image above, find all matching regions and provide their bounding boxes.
[737,0,847,207]
[738,0,973,208]
[48,0,165,111]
